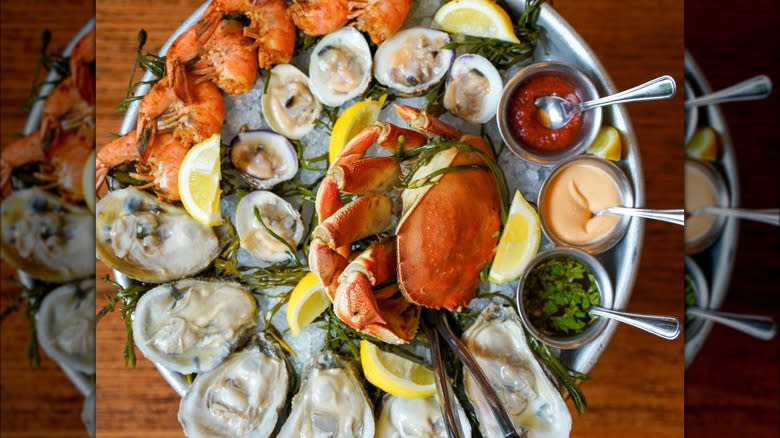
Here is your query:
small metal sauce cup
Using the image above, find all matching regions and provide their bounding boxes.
[684,256,710,341]
[684,158,730,254]
[497,61,602,165]
[684,79,698,144]
[515,247,613,349]
[537,155,634,254]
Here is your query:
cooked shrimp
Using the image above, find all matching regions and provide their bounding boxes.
[40,76,91,148]
[288,0,350,36]
[0,132,44,195]
[135,74,224,151]
[70,28,95,104]
[190,19,258,95]
[42,126,93,202]
[96,132,141,196]
[349,0,412,43]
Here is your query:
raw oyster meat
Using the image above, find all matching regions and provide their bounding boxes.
[36,279,96,374]
[462,303,572,438]
[132,279,257,374]
[0,187,94,282]
[278,352,374,437]
[376,394,471,438]
[95,188,219,283]
[178,333,291,438]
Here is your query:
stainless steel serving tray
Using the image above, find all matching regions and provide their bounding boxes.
[113,0,644,396]
[683,51,739,368]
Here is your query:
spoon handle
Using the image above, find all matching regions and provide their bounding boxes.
[686,308,777,340]
[589,306,681,340]
[601,207,685,226]
[579,75,676,111]
[685,74,772,108]
[423,320,465,438]
[698,207,780,226]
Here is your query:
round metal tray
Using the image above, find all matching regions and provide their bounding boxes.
[683,50,740,368]
[112,0,644,396]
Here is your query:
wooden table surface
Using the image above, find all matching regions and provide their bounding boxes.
[684,1,780,436]
[92,1,684,437]
[0,1,94,437]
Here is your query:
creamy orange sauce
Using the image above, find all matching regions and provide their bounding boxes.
[685,161,718,243]
[543,162,622,246]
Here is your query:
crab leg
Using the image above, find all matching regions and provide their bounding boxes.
[331,157,400,194]
[313,193,393,249]
[394,103,461,140]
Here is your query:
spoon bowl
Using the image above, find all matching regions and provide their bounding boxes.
[535,75,676,130]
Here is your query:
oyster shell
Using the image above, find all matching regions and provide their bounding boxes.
[462,303,572,438]
[0,187,94,282]
[262,64,321,139]
[444,54,503,124]
[230,130,298,190]
[373,28,454,96]
[95,188,219,283]
[35,279,96,374]
[132,279,257,374]
[278,352,374,437]
[178,333,291,438]
[309,27,373,107]
[376,394,471,438]
[235,190,305,263]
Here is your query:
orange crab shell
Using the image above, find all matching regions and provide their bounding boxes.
[396,134,501,310]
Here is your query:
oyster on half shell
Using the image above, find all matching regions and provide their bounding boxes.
[462,303,572,438]
[1,187,94,282]
[132,279,257,374]
[277,352,374,438]
[376,394,471,438]
[178,333,291,438]
[95,188,219,283]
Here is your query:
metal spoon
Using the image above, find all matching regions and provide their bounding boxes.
[689,206,780,226]
[593,206,685,226]
[535,75,676,130]
[685,74,772,108]
[686,307,777,341]
[589,305,681,340]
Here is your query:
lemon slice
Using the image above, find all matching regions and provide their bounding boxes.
[433,0,520,43]
[686,127,719,161]
[329,95,386,164]
[360,340,436,398]
[178,134,223,226]
[488,190,541,283]
[82,150,96,212]
[587,125,623,161]
[287,273,330,336]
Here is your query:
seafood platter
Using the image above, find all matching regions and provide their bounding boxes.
[97,0,653,435]
[0,18,96,436]
[683,51,740,368]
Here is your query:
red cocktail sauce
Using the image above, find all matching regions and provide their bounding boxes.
[507,74,583,153]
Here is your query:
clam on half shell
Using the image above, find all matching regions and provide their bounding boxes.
[178,334,291,438]
[262,64,321,139]
[444,54,503,124]
[373,27,454,96]
[132,279,257,374]
[235,190,305,263]
[462,303,572,438]
[230,130,298,190]
[309,27,373,107]
[95,188,219,283]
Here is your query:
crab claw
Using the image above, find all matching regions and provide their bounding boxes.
[393,104,460,140]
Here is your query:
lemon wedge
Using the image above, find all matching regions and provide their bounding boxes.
[488,190,541,284]
[360,340,437,398]
[686,127,719,161]
[587,125,623,161]
[287,273,330,336]
[178,133,223,226]
[329,95,386,164]
[433,0,520,43]
[82,150,96,212]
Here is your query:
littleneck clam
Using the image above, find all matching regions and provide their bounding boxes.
[230,130,298,190]
[309,27,373,107]
[178,333,291,438]
[262,64,321,139]
[376,394,471,438]
[235,190,305,263]
[444,54,503,124]
[1,187,94,282]
[462,303,572,438]
[95,188,219,283]
[373,27,454,96]
[132,279,257,374]
[36,279,96,374]
[277,352,374,438]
